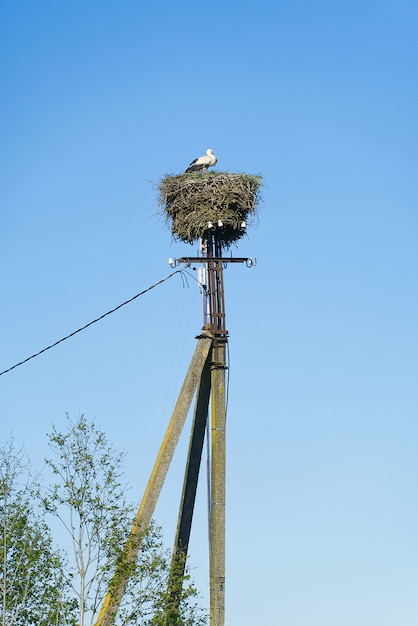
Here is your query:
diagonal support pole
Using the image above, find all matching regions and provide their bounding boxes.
[165,355,212,621]
[94,332,213,626]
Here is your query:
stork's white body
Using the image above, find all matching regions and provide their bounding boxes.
[185,149,217,173]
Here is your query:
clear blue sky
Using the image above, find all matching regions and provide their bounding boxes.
[1,1,417,624]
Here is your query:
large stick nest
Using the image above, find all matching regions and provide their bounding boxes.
[156,172,262,246]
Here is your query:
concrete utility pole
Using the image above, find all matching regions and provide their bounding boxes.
[94,237,255,626]
[169,238,254,626]
[207,240,228,626]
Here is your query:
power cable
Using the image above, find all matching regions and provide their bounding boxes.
[0,270,184,378]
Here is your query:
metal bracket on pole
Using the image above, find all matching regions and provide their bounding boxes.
[169,256,256,268]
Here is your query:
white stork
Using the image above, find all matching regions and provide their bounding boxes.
[185,149,217,173]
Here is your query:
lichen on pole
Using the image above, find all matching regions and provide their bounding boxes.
[157,171,262,247]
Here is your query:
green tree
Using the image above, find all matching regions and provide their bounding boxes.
[43,415,206,626]
[0,440,77,626]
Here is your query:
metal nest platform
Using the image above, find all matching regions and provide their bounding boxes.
[156,171,263,247]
